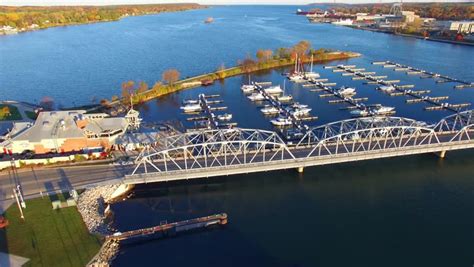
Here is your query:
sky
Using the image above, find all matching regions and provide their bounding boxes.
[1,0,471,6]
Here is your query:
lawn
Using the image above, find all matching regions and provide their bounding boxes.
[25,110,38,120]
[0,104,23,121]
[0,196,102,267]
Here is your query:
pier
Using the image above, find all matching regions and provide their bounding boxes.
[253,83,311,131]
[333,64,470,113]
[107,213,228,243]
[184,94,237,130]
[373,61,474,89]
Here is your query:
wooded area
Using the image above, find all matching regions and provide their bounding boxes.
[0,4,204,29]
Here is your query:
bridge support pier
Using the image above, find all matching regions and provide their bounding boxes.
[436,150,447,159]
[296,167,304,173]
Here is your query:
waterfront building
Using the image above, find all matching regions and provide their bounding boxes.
[449,21,474,34]
[0,110,129,154]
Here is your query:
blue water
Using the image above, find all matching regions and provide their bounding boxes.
[1,5,473,267]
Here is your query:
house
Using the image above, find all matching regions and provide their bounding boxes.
[0,110,132,154]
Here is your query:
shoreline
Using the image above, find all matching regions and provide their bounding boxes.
[0,4,207,36]
[350,26,474,47]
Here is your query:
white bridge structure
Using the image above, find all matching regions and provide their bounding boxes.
[124,110,474,185]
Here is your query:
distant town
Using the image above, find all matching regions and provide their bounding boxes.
[298,2,473,44]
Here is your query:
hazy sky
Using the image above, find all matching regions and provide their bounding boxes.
[2,0,471,6]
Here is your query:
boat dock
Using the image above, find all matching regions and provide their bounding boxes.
[183,94,236,130]
[373,61,474,89]
[253,83,311,130]
[107,213,228,244]
[307,78,370,112]
[332,64,470,112]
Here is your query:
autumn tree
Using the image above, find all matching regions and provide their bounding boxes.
[0,106,11,119]
[121,80,134,103]
[39,96,54,110]
[162,69,180,85]
[239,58,257,73]
[292,40,312,61]
[137,81,148,94]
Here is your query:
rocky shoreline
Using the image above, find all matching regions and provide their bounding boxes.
[77,185,119,235]
[77,185,122,266]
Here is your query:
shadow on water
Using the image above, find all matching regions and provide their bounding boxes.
[111,150,474,267]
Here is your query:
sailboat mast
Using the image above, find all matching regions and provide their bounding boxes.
[310,54,314,73]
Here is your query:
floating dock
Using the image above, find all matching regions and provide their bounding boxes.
[373,61,474,89]
[108,213,228,244]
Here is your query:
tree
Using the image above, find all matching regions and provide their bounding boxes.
[239,58,257,73]
[162,69,180,85]
[121,80,134,103]
[99,99,110,108]
[0,106,11,119]
[137,81,148,94]
[39,96,54,110]
[256,49,265,62]
[292,40,312,60]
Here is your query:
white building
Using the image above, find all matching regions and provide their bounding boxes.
[449,21,474,34]
[1,110,132,154]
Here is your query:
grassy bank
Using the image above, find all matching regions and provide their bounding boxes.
[0,196,101,266]
[110,51,360,108]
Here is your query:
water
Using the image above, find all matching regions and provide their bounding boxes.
[1,5,473,267]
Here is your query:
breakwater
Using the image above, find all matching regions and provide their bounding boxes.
[96,51,360,114]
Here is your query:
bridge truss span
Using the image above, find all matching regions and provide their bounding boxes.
[129,111,474,181]
[132,128,296,175]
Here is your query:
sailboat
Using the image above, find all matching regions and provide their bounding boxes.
[287,54,305,82]
[277,79,293,102]
[241,75,255,93]
[303,54,320,79]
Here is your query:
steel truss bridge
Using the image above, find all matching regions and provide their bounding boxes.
[125,110,474,185]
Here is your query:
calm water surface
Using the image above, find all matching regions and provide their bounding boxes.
[1,5,473,267]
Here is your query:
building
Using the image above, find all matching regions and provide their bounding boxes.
[449,21,474,34]
[401,11,420,24]
[0,110,132,154]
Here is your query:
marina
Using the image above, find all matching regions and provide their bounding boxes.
[372,61,474,89]
[330,64,471,113]
[181,94,237,130]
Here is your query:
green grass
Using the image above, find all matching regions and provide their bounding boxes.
[0,196,102,267]
[25,110,38,120]
[0,104,22,121]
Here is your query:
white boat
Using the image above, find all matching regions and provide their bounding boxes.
[288,74,306,82]
[217,113,232,121]
[377,85,396,92]
[337,86,356,96]
[350,109,369,117]
[247,92,265,101]
[261,106,280,115]
[241,84,255,93]
[277,95,293,102]
[182,99,198,105]
[263,85,283,94]
[290,103,309,109]
[287,54,306,83]
[304,54,320,79]
[373,106,395,115]
[332,19,353,26]
[271,116,293,126]
[180,103,201,113]
[290,107,312,117]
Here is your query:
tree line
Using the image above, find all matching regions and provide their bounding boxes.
[0,4,204,29]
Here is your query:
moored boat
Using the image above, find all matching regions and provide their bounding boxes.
[271,116,293,126]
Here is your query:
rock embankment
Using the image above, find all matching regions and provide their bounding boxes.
[77,185,119,235]
[87,239,120,267]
